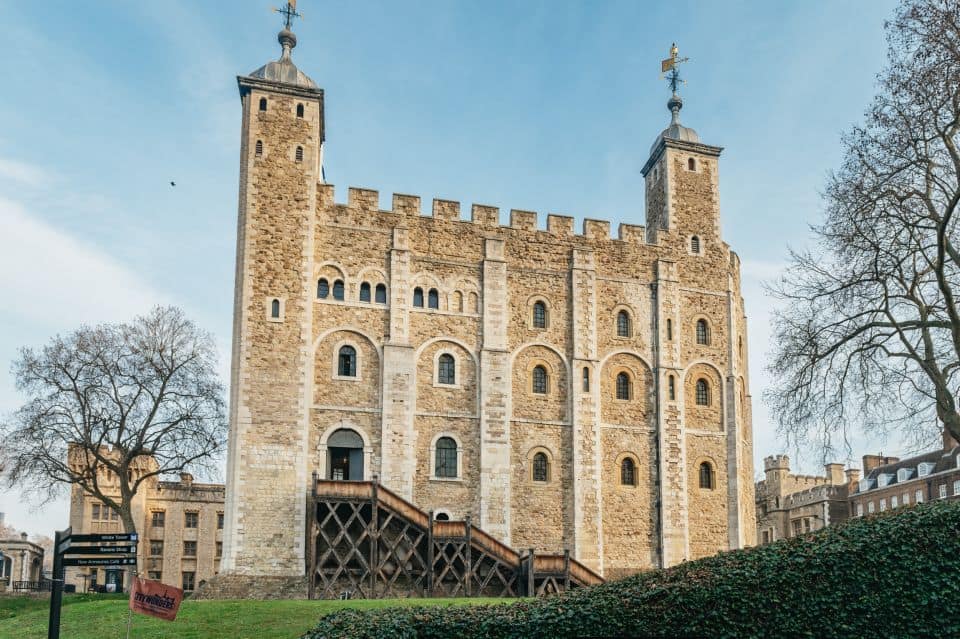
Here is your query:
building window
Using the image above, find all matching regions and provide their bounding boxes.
[148,571,162,581]
[668,375,676,401]
[317,278,329,298]
[856,503,864,517]
[428,288,439,309]
[434,512,450,521]
[891,495,898,508]
[337,345,357,377]
[532,365,548,394]
[438,353,456,385]
[413,287,424,307]
[151,511,165,528]
[255,140,263,158]
[688,157,696,171]
[691,236,701,254]
[761,530,769,544]
[375,284,387,304]
[184,512,199,528]
[879,498,886,512]
[954,480,960,496]
[216,542,223,558]
[791,520,802,536]
[916,489,924,503]
[616,372,631,400]
[270,299,280,318]
[258,97,267,111]
[903,492,910,505]
[435,437,458,478]
[695,379,710,406]
[532,452,549,483]
[666,318,673,340]
[183,541,197,557]
[696,319,710,345]
[699,462,715,489]
[617,310,631,337]
[582,367,590,392]
[532,301,547,329]
[296,103,304,118]
[620,457,637,486]
[182,571,196,591]
[332,280,344,300]
[939,484,948,499]
[149,540,164,556]
[452,291,463,312]
[359,282,371,302]
[867,501,875,514]
[217,513,224,529]
[295,146,304,163]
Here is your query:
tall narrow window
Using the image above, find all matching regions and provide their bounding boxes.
[582,367,590,392]
[696,319,710,345]
[696,379,710,406]
[438,354,455,385]
[255,140,263,158]
[468,292,478,313]
[259,97,267,111]
[375,284,387,304]
[666,318,673,340]
[532,365,548,394]
[428,288,439,309]
[617,310,631,337]
[688,157,696,171]
[295,146,304,163]
[337,345,357,377]
[532,452,549,482]
[691,236,701,254]
[699,462,714,489]
[532,301,547,328]
[296,103,304,118]
[616,372,631,400]
[359,282,371,302]
[621,457,636,486]
[333,280,344,300]
[668,375,676,400]
[435,437,457,478]
[270,299,280,318]
[413,287,424,307]
[453,291,463,312]
[317,278,329,299]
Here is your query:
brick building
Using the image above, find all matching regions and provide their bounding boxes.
[221,16,756,588]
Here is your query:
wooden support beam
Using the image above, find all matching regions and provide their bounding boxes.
[527,548,535,597]
[370,480,379,597]
[563,548,571,591]
[464,515,473,597]
[427,510,435,597]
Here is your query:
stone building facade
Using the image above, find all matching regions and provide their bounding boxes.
[0,533,44,591]
[754,455,855,544]
[67,452,224,593]
[222,22,756,583]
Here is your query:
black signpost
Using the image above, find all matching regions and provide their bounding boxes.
[47,526,139,639]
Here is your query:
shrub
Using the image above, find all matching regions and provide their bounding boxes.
[304,500,960,638]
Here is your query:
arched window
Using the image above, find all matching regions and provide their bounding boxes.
[582,367,590,392]
[666,318,673,340]
[696,379,710,406]
[452,291,463,312]
[428,288,439,309]
[359,282,371,302]
[413,287,424,307]
[295,146,304,163]
[258,97,267,111]
[317,278,329,299]
[333,280,345,301]
[434,512,450,521]
[699,462,714,489]
[435,437,457,478]
[532,365,548,394]
[255,140,263,158]
[688,157,696,171]
[468,292,478,313]
[270,299,280,318]
[696,319,710,345]
[617,310,631,337]
[438,353,455,385]
[532,452,549,482]
[691,236,701,254]
[296,103,304,118]
[375,284,387,304]
[616,372,631,400]
[532,301,547,329]
[621,457,636,486]
[337,345,356,377]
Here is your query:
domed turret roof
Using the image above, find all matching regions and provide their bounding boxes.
[649,94,699,155]
[248,28,317,88]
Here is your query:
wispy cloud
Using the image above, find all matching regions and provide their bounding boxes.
[0,157,51,188]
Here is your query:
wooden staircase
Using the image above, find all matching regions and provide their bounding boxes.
[308,477,604,599]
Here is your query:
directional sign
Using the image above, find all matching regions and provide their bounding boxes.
[70,533,139,543]
[62,557,137,567]
[63,545,137,555]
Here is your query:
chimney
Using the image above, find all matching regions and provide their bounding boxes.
[20,532,28,541]
[862,454,899,474]
[944,428,959,452]
[824,463,845,485]
[179,472,194,486]
[845,468,861,486]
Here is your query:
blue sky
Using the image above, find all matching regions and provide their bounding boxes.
[0,0,900,536]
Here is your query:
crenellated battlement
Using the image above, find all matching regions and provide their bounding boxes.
[319,184,655,244]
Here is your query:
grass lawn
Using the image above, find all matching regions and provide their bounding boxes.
[0,593,514,639]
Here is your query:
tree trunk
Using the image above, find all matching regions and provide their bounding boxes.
[119,504,138,593]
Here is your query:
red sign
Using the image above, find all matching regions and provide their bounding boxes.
[128,576,184,621]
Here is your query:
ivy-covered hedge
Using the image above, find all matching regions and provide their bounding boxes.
[304,500,960,638]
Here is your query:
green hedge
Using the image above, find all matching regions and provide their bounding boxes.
[304,500,960,638]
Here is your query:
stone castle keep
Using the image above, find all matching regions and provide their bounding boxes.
[222,18,756,585]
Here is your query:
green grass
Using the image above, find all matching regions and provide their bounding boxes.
[0,593,513,639]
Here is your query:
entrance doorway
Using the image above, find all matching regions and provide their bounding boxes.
[327,428,364,480]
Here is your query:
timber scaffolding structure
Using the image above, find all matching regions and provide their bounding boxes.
[308,476,604,599]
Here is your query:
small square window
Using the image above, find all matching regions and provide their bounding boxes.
[150,540,164,556]
[151,511,165,528]
[185,512,199,528]
[148,571,162,581]
[183,541,197,557]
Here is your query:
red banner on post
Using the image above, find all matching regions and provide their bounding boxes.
[128,576,184,621]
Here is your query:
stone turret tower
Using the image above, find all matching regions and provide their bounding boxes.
[221,10,324,579]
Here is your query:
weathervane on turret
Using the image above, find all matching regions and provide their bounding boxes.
[274,0,302,30]
[660,43,689,97]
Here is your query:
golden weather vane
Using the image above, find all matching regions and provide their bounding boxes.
[660,43,689,96]
[273,0,302,29]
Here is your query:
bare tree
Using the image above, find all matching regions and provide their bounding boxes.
[0,306,226,536]
[767,0,960,456]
